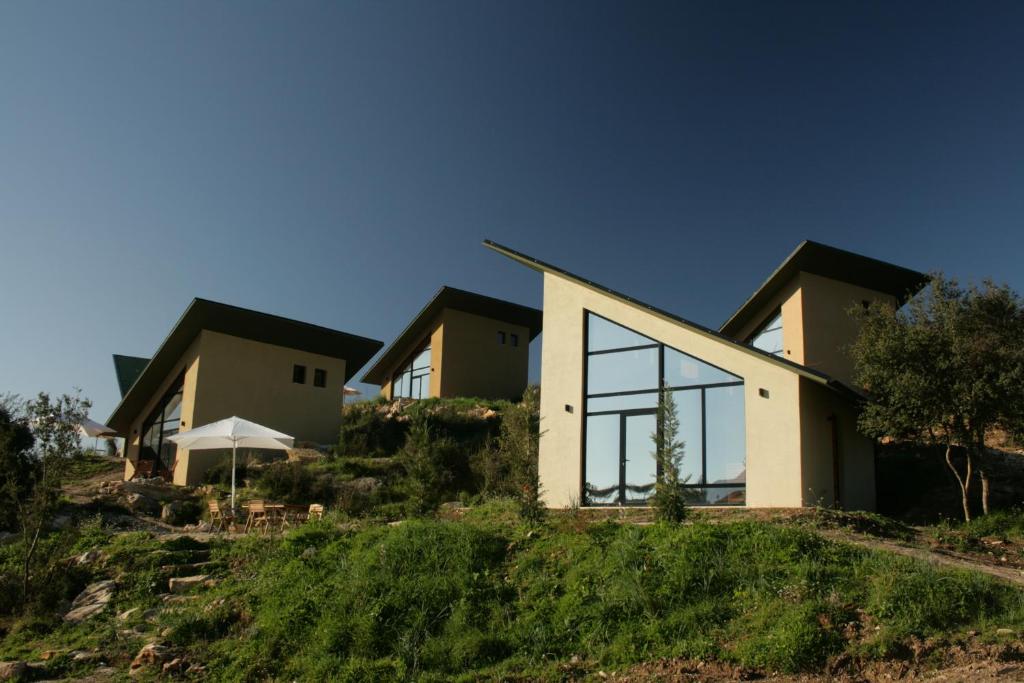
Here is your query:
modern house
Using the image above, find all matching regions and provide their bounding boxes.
[361,286,543,401]
[108,298,383,486]
[484,240,928,510]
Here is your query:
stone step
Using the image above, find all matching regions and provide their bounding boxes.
[167,574,213,594]
[159,560,223,577]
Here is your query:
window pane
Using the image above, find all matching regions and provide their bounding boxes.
[163,392,182,422]
[585,415,619,504]
[393,372,405,398]
[664,347,740,387]
[587,392,658,413]
[671,389,703,485]
[413,347,431,370]
[751,312,783,356]
[293,365,306,384]
[624,413,656,502]
[683,487,746,506]
[587,348,658,394]
[705,385,746,486]
[588,314,657,352]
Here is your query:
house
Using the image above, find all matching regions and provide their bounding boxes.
[483,240,928,510]
[108,298,383,486]
[360,286,543,401]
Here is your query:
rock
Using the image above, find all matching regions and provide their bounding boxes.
[996,628,1017,636]
[129,643,174,676]
[0,532,17,546]
[117,607,140,622]
[160,627,174,638]
[0,661,27,680]
[168,575,209,594]
[347,477,382,494]
[75,549,104,566]
[65,580,116,623]
[71,650,103,663]
[162,657,186,674]
[142,608,161,622]
[51,514,74,530]
[125,493,162,517]
[160,500,199,526]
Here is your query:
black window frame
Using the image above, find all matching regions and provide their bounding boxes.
[746,308,784,357]
[390,342,431,400]
[313,368,327,388]
[293,364,307,384]
[510,333,519,347]
[581,310,746,507]
[497,331,506,345]
[138,371,184,477]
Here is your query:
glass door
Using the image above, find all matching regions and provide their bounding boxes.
[623,412,657,504]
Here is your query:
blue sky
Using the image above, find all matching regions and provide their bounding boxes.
[2,1,1023,424]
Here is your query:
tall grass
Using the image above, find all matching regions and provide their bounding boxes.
[175,516,1024,680]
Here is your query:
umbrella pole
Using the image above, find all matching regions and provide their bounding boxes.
[231,441,237,513]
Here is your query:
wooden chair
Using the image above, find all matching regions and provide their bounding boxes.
[245,500,270,534]
[307,504,324,522]
[208,499,234,532]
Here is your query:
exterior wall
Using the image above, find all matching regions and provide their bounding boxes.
[796,273,897,386]
[436,308,530,400]
[122,336,202,481]
[538,271,806,509]
[798,378,876,510]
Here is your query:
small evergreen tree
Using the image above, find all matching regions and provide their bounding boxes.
[650,387,687,523]
[399,412,455,515]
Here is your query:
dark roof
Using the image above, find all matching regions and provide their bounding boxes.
[719,240,929,339]
[108,298,383,432]
[360,286,543,385]
[112,354,150,397]
[482,239,866,403]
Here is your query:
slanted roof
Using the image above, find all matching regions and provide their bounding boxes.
[108,298,383,432]
[360,286,543,385]
[482,239,865,402]
[112,354,150,397]
[719,240,929,339]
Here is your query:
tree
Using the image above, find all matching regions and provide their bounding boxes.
[650,387,688,523]
[0,392,90,604]
[850,275,1024,521]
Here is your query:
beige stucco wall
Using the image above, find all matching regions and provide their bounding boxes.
[798,378,876,510]
[538,271,808,509]
[796,273,897,386]
[122,336,202,481]
[437,308,530,400]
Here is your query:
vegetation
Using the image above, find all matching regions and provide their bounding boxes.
[851,275,1024,521]
[0,392,90,612]
[474,386,543,522]
[650,386,688,523]
[3,508,1022,680]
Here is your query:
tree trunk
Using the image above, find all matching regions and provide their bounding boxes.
[976,436,990,516]
[22,521,41,604]
[944,443,972,522]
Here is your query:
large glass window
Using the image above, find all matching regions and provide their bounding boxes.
[391,345,431,400]
[748,310,783,357]
[582,312,746,506]
[139,374,184,477]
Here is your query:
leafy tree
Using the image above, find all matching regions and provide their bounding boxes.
[851,275,1024,521]
[399,412,456,515]
[650,387,688,523]
[0,391,90,605]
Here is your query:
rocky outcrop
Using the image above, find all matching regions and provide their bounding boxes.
[129,643,175,676]
[168,575,210,594]
[0,661,27,680]
[65,580,116,623]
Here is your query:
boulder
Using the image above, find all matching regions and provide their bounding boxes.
[125,493,162,517]
[160,500,199,526]
[129,643,174,676]
[65,580,116,623]
[0,661,27,680]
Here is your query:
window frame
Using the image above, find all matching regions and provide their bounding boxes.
[292,364,307,384]
[313,368,327,388]
[581,311,746,507]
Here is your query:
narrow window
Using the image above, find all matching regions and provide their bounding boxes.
[313,368,327,388]
[511,333,519,347]
[292,364,306,384]
[497,331,506,345]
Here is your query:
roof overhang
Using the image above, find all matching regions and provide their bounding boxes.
[107,298,383,432]
[719,240,929,339]
[360,286,543,385]
[482,239,866,402]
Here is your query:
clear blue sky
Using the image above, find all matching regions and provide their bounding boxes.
[2,1,1023,424]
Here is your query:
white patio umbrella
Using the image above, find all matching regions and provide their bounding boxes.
[168,416,293,511]
[78,417,118,454]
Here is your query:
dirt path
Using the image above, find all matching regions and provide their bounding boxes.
[815,528,1024,587]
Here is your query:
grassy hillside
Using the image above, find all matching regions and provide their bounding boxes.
[2,503,1022,681]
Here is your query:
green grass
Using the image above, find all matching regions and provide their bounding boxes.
[155,510,1024,679]
[4,506,1023,680]
[927,509,1024,553]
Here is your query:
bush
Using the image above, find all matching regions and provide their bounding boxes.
[258,461,338,505]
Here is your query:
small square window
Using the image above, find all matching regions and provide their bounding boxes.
[292,364,306,384]
[314,368,327,388]
[497,331,506,345]
[510,333,519,347]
